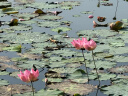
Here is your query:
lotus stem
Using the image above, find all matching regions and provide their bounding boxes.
[92,50,100,86]
[31,81,34,96]
[82,50,89,81]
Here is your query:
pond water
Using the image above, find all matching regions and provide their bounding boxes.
[0,0,128,96]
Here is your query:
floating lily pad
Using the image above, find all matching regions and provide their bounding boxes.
[48,80,96,95]
[2,44,21,52]
[0,79,9,86]
[77,29,118,38]
[14,0,35,4]
[38,21,61,28]
[19,20,37,25]
[37,15,63,20]
[25,2,60,9]
[105,55,128,62]
[87,60,117,69]
[0,71,9,75]
[7,25,32,31]
[49,49,77,57]
[81,11,93,14]
[51,27,71,32]
[60,1,80,6]
[11,57,28,62]
[49,67,77,74]
[13,13,39,20]
[61,6,73,10]
[0,32,51,44]
[101,83,128,96]
[94,52,114,59]
[17,60,49,69]
[0,2,11,8]
[9,71,20,79]
[73,15,80,17]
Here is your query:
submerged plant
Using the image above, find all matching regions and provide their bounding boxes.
[18,69,39,96]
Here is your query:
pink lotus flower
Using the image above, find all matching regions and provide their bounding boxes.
[71,37,88,50]
[18,69,39,83]
[88,15,94,18]
[84,39,97,51]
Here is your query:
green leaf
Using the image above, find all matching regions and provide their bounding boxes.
[37,15,63,20]
[51,27,71,33]
[0,79,9,86]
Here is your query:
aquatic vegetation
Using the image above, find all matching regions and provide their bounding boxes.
[0,0,128,96]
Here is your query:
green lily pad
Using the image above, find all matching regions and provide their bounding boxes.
[25,2,60,9]
[38,21,61,28]
[101,83,128,96]
[19,20,37,25]
[0,32,51,44]
[13,13,39,20]
[6,25,32,31]
[105,55,128,62]
[51,27,71,32]
[37,15,63,20]
[17,60,49,69]
[0,79,9,86]
[94,52,114,59]
[60,1,80,6]
[11,57,28,62]
[2,44,22,52]
[14,0,35,4]
[73,15,80,17]
[49,67,77,74]
[61,6,73,10]
[87,60,117,69]
[9,71,20,79]
[81,11,93,14]
[0,2,11,8]
[0,71,9,75]
[49,49,77,57]
[77,29,118,39]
